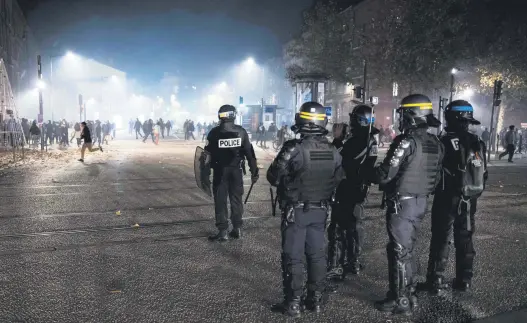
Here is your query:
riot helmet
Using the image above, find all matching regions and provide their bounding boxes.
[350,104,376,130]
[397,94,437,132]
[218,105,237,122]
[444,100,480,131]
[293,102,328,135]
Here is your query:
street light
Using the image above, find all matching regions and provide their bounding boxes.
[463,88,474,98]
[450,67,462,102]
[37,80,46,90]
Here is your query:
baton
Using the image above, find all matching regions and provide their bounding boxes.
[380,191,386,209]
[270,187,277,217]
[244,182,255,204]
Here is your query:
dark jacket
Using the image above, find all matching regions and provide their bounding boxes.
[81,126,92,143]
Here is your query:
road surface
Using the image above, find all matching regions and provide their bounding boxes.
[0,137,525,323]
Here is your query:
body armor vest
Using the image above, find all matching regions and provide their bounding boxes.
[210,123,245,168]
[284,137,337,203]
[397,133,441,196]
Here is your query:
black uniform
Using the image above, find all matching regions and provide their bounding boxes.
[327,129,377,277]
[205,120,257,234]
[426,129,487,291]
[267,135,344,314]
[374,127,444,310]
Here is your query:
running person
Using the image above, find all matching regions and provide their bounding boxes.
[79,122,103,162]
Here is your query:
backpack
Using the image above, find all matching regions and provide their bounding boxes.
[458,137,485,198]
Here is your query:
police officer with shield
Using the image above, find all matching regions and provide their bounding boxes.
[424,100,488,295]
[205,105,259,241]
[372,94,444,314]
[327,105,378,281]
[267,102,344,318]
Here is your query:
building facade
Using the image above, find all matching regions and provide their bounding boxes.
[0,0,38,94]
[0,0,38,122]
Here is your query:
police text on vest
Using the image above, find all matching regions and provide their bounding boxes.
[219,138,242,148]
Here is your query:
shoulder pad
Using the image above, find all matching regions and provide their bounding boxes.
[279,140,299,161]
[282,139,298,150]
[390,137,411,165]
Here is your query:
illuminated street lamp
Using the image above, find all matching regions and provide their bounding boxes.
[37,80,46,90]
[463,88,474,98]
[450,67,462,102]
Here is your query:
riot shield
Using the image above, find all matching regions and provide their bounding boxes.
[194,146,212,197]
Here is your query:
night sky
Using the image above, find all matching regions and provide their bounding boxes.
[21,0,326,85]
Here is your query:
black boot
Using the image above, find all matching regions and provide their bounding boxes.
[208,230,228,242]
[305,291,323,313]
[326,222,344,280]
[228,228,242,239]
[423,275,448,296]
[375,292,412,315]
[345,260,363,275]
[452,278,471,292]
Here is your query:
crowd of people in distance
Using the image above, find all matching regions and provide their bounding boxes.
[130,118,173,144]
[4,118,116,149]
[184,119,219,141]
[252,122,291,149]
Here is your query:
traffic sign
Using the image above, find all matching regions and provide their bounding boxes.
[370,96,379,105]
[325,107,332,116]
[239,96,243,105]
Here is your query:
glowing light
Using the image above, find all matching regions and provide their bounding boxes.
[463,88,474,98]
[246,57,255,66]
[451,68,458,75]
[65,51,79,60]
[37,80,46,89]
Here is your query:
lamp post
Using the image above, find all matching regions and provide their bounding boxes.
[450,68,458,102]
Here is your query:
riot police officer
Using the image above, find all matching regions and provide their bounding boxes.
[372,94,444,314]
[424,100,488,295]
[205,105,259,241]
[327,105,378,281]
[267,102,344,318]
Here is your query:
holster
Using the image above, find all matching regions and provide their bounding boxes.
[387,194,402,215]
[282,205,295,224]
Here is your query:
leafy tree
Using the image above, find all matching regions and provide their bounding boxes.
[362,0,527,104]
[284,1,352,82]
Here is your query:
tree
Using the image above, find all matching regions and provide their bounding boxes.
[284,1,352,82]
[358,0,470,94]
[362,0,527,103]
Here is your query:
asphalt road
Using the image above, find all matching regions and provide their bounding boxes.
[0,137,525,323]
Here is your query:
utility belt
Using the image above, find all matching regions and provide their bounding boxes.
[382,192,428,214]
[281,200,330,224]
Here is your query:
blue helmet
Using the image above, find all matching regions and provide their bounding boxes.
[444,100,480,126]
[350,104,375,128]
